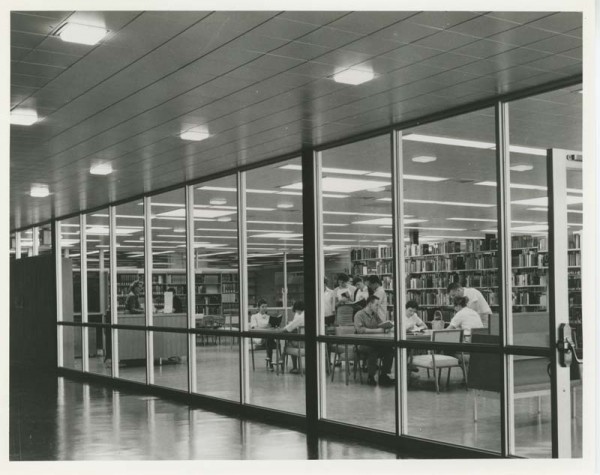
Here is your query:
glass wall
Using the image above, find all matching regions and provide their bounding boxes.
[319,135,395,432]
[194,176,240,401]
[244,157,305,414]
[401,108,501,450]
[507,86,583,457]
[49,82,583,458]
[85,209,111,376]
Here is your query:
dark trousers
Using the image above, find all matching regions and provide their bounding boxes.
[358,345,394,377]
[266,338,277,360]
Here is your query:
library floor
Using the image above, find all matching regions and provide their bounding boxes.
[27,341,583,460]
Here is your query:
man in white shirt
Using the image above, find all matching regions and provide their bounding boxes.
[323,278,336,327]
[282,300,305,374]
[447,282,491,325]
[334,273,356,307]
[366,274,388,322]
[449,296,484,338]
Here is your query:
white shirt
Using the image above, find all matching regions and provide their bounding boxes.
[450,307,484,335]
[334,285,355,304]
[283,311,304,332]
[404,314,426,332]
[250,312,270,330]
[372,286,388,321]
[463,287,492,316]
[323,288,335,316]
[353,287,369,303]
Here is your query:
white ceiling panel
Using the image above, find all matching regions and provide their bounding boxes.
[10,10,582,230]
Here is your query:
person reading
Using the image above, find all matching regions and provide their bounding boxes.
[353,295,395,386]
[250,299,277,371]
[403,300,427,333]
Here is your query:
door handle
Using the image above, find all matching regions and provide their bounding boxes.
[557,323,582,367]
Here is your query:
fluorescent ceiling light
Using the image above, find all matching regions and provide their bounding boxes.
[403,134,549,156]
[180,126,210,141]
[58,23,108,45]
[173,227,185,233]
[158,209,236,219]
[404,174,447,182]
[11,109,39,126]
[510,164,534,172]
[323,238,355,242]
[326,232,392,237]
[196,228,237,232]
[367,186,386,192]
[209,197,227,205]
[475,181,547,191]
[405,227,467,231]
[90,163,113,175]
[87,226,140,236]
[30,184,49,197]
[367,172,391,178]
[513,196,583,206]
[420,235,486,240]
[277,202,294,209]
[402,198,495,208]
[324,211,391,217]
[412,156,437,163]
[333,68,375,85]
[283,177,389,193]
[193,243,228,249]
[248,220,302,225]
[198,186,235,192]
[251,233,303,239]
[353,218,427,226]
[217,217,232,223]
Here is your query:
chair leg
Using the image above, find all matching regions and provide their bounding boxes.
[331,352,338,382]
[344,345,349,386]
[446,367,451,388]
[433,361,439,394]
[473,395,478,422]
[460,355,468,389]
[251,344,255,371]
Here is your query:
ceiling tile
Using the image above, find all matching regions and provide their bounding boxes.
[278,11,350,26]
[527,12,582,34]
[11,11,68,35]
[408,11,481,30]
[374,21,440,44]
[450,15,521,38]
[414,30,479,50]
[11,30,45,49]
[327,11,417,35]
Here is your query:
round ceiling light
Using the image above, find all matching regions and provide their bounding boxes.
[217,216,232,222]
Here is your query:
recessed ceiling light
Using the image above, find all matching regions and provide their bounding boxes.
[277,202,294,209]
[90,163,113,175]
[209,197,227,206]
[353,218,427,225]
[217,216,232,223]
[11,109,39,126]
[173,227,185,233]
[333,68,375,85]
[251,232,303,239]
[510,164,534,172]
[180,126,210,141]
[58,23,108,45]
[30,184,49,197]
[403,134,549,156]
[412,156,437,163]
[402,198,495,208]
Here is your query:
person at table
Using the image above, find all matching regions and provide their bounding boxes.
[250,299,277,371]
[125,281,144,314]
[354,295,395,386]
[334,273,356,307]
[365,274,388,322]
[323,278,336,327]
[351,275,370,310]
[447,282,491,326]
[282,300,305,374]
[404,300,427,332]
[448,296,484,340]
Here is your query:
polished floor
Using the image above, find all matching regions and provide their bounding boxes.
[25,338,582,460]
[9,368,400,460]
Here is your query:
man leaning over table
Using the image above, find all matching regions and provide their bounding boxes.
[354,295,395,387]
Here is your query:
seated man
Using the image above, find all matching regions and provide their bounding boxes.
[354,295,395,386]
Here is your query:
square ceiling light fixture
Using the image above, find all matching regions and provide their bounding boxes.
[90,163,113,175]
[11,109,39,126]
[283,177,389,193]
[333,67,375,85]
[57,23,108,45]
[180,126,210,141]
[30,183,49,197]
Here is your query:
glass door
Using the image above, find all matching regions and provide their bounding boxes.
[547,149,583,457]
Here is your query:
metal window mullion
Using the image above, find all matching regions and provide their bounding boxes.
[392,129,406,436]
[186,185,196,393]
[32,226,39,256]
[109,206,119,378]
[55,222,63,367]
[495,101,512,457]
[314,151,326,419]
[144,196,153,385]
[238,171,249,403]
[15,232,21,259]
[80,214,89,372]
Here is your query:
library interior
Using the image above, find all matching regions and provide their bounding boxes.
[9,10,590,462]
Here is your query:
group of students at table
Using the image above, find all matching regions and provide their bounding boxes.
[249,273,492,384]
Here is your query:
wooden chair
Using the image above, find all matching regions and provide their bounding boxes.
[283,327,305,375]
[330,326,358,385]
[410,329,468,393]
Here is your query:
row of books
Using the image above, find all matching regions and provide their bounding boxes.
[407,255,498,272]
[512,271,547,287]
[513,292,547,306]
[222,283,239,293]
[512,235,547,250]
[568,252,581,267]
[569,233,581,249]
[512,251,547,268]
[222,293,238,303]
[405,239,497,257]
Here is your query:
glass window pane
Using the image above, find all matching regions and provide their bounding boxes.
[402,108,498,337]
[10,232,16,259]
[149,189,187,328]
[59,217,81,322]
[38,224,53,255]
[152,331,188,391]
[320,135,395,432]
[115,201,145,325]
[19,228,33,258]
[245,157,305,414]
[115,329,147,384]
[193,175,240,401]
[61,325,83,371]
